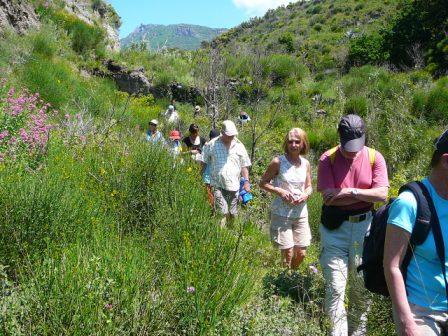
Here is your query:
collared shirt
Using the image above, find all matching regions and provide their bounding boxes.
[317,146,389,211]
[201,136,251,192]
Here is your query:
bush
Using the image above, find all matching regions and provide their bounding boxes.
[348,33,389,66]
[46,9,106,58]
[425,85,448,122]
[344,96,368,117]
[263,54,308,86]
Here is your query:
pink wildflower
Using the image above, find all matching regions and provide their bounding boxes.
[104,303,113,310]
[0,130,9,141]
[186,286,196,294]
[309,265,319,274]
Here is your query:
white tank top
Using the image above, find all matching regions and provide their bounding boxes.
[271,155,308,218]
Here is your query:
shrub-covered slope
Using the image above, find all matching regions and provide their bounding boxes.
[212,0,398,72]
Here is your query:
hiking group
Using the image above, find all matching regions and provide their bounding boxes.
[145,104,448,336]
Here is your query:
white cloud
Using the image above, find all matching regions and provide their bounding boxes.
[233,0,297,16]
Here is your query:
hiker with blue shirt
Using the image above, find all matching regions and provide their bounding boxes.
[146,119,165,145]
[385,129,448,336]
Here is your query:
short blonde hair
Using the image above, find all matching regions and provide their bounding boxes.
[282,128,309,155]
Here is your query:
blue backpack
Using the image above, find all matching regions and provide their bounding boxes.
[358,181,448,299]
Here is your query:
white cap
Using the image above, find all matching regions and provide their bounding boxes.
[222,120,238,136]
[149,119,158,125]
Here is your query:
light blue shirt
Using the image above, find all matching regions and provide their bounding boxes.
[388,178,448,311]
[146,130,164,145]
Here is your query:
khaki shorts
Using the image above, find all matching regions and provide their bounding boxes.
[270,213,312,250]
[214,188,238,216]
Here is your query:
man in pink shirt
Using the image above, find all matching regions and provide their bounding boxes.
[317,114,389,336]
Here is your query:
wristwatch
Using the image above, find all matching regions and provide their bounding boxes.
[351,189,359,197]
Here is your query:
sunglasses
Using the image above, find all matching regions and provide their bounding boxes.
[288,140,301,144]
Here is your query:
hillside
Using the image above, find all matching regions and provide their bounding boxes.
[213,0,398,72]
[121,23,228,50]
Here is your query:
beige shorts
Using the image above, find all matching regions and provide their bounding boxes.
[270,213,311,249]
[213,188,238,216]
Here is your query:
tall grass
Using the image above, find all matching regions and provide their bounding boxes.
[0,133,259,335]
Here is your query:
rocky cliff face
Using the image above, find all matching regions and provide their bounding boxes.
[0,0,40,34]
[0,0,120,51]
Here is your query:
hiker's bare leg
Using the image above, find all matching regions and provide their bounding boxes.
[291,246,307,269]
[281,248,293,268]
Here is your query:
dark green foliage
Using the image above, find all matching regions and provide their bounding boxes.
[345,96,368,116]
[263,54,307,86]
[383,0,448,76]
[348,33,389,66]
[42,9,106,58]
[425,82,448,122]
[278,32,295,53]
[411,78,448,122]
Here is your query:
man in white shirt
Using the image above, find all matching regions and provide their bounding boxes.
[201,120,251,227]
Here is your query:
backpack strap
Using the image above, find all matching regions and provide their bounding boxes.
[367,147,375,167]
[329,146,376,167]
[328,146,339,165]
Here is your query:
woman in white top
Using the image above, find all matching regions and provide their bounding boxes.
[260,128,312,269]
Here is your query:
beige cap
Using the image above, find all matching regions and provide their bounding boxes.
[149,119,158,125]
[222,120,238,136]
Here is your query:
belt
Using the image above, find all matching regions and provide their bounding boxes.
[348,211,371,223]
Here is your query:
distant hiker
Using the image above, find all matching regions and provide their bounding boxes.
[164,104,180,126]
[317,114,389,336]
[203,128,221,209]
[238,111,251,125]
[260,128,312,269]
[200,120,251,227]
[168,130,182,156]
[384,129,448,336]
[170,99,177,111]
[194,105,201,117]
[182,123,206,161]
[146,119,165,145]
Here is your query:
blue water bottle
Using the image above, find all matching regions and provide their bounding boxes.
[239,178,253,205]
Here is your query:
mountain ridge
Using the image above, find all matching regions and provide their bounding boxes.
[121,23,228,50]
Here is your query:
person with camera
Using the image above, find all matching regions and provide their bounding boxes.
[260,128,312,269]
[317,114,389,336]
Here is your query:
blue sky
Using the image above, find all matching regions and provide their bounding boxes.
[107,0,296,38]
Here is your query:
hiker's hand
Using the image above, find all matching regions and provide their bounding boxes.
[191,149,198,155]
[323,189,338,202]
[292,193,308,205]
[278,189,294,203]
[243,181,251,192]
[401,320,421,336]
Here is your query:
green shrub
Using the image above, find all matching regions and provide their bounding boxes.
[344,96,368,117]
[46,9,106,57]
[425,85,448,122]
[411,90,427,117]
[264,54,308,86]
[348,33,389,66]
[278,32,295,53]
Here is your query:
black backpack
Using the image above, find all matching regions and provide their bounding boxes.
[358,181,447,298]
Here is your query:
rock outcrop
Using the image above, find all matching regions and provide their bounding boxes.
[94,60,153,95]
[63,0,120,51]
[0,0,40,34]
